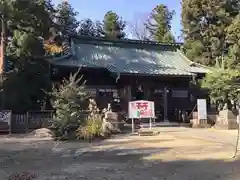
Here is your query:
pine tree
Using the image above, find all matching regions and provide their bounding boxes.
[78,19,103,37]
[181,0,240,66]
[1,0,55,112]
[226,14,240,68]
[50,70,88,139]
[146,4,175,43]
[103,11,126,39]
[162,31,176,43]
[201,69,240,110]
[55,1,80,37]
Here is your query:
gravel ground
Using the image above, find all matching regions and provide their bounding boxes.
[0,129,240,180]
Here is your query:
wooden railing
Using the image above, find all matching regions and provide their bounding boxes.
[11,110,55,133]
[0,110,54,134]
[0,110,94,134]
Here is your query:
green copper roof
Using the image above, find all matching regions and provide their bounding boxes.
[51,37,209,76]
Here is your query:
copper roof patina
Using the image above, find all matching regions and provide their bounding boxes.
[50,36,210,77]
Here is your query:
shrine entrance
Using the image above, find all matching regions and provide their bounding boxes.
[130,82,168,122]
[150,88,165,122]
[131,84,145,101]
[120,76,197,123]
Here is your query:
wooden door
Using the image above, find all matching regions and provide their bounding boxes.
[150,89,164,121]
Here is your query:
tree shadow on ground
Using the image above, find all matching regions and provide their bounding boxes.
[71,147,240,180]
[1,146,240,180]
[0,136,240,180]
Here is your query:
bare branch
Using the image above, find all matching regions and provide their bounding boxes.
[128,13,152,40]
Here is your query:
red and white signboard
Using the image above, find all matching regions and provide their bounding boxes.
[128,100,155,119]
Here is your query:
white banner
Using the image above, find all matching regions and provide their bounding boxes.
[197,99,207,120]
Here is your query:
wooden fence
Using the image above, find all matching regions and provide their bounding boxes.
[11,111,55,133]
[0,110,92,134]
[0,110,54,134]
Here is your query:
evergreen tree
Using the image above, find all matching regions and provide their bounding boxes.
[55,1,80,37]
[50,70,88,139]
[146,4,175,43]
[162,31,176,43]
[201,69,240,111]
[1,0,55,112]
[226,14,240,68]
[95,20,105,37]
[181,0,240,66]
[2,0,55,58]
[103,11,126,39]
[78,19,103,37]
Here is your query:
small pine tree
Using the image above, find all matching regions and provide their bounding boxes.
[50,70,88,139]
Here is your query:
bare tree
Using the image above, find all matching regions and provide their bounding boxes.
[128,13,152,40]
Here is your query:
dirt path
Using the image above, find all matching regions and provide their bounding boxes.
[152,127,238,146]
[0,130,240,180]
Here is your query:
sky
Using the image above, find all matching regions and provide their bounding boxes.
[52,0,182,40]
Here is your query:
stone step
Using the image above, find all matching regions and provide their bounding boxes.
[155,122,187,127]
[140,123,157,128]
[140,122,184,128]
[137,127,160,136]
[138,130,155,136]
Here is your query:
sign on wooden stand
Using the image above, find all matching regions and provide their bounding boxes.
[128,100,155,133]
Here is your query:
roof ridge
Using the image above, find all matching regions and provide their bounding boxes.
[71,35,183,48]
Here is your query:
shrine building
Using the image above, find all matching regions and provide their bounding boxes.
[49,36,209,122]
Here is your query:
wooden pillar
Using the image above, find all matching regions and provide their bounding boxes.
[121,85,131,112]
[164,87,168,122]
[126,85,131,102]
[144,83,150,100]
